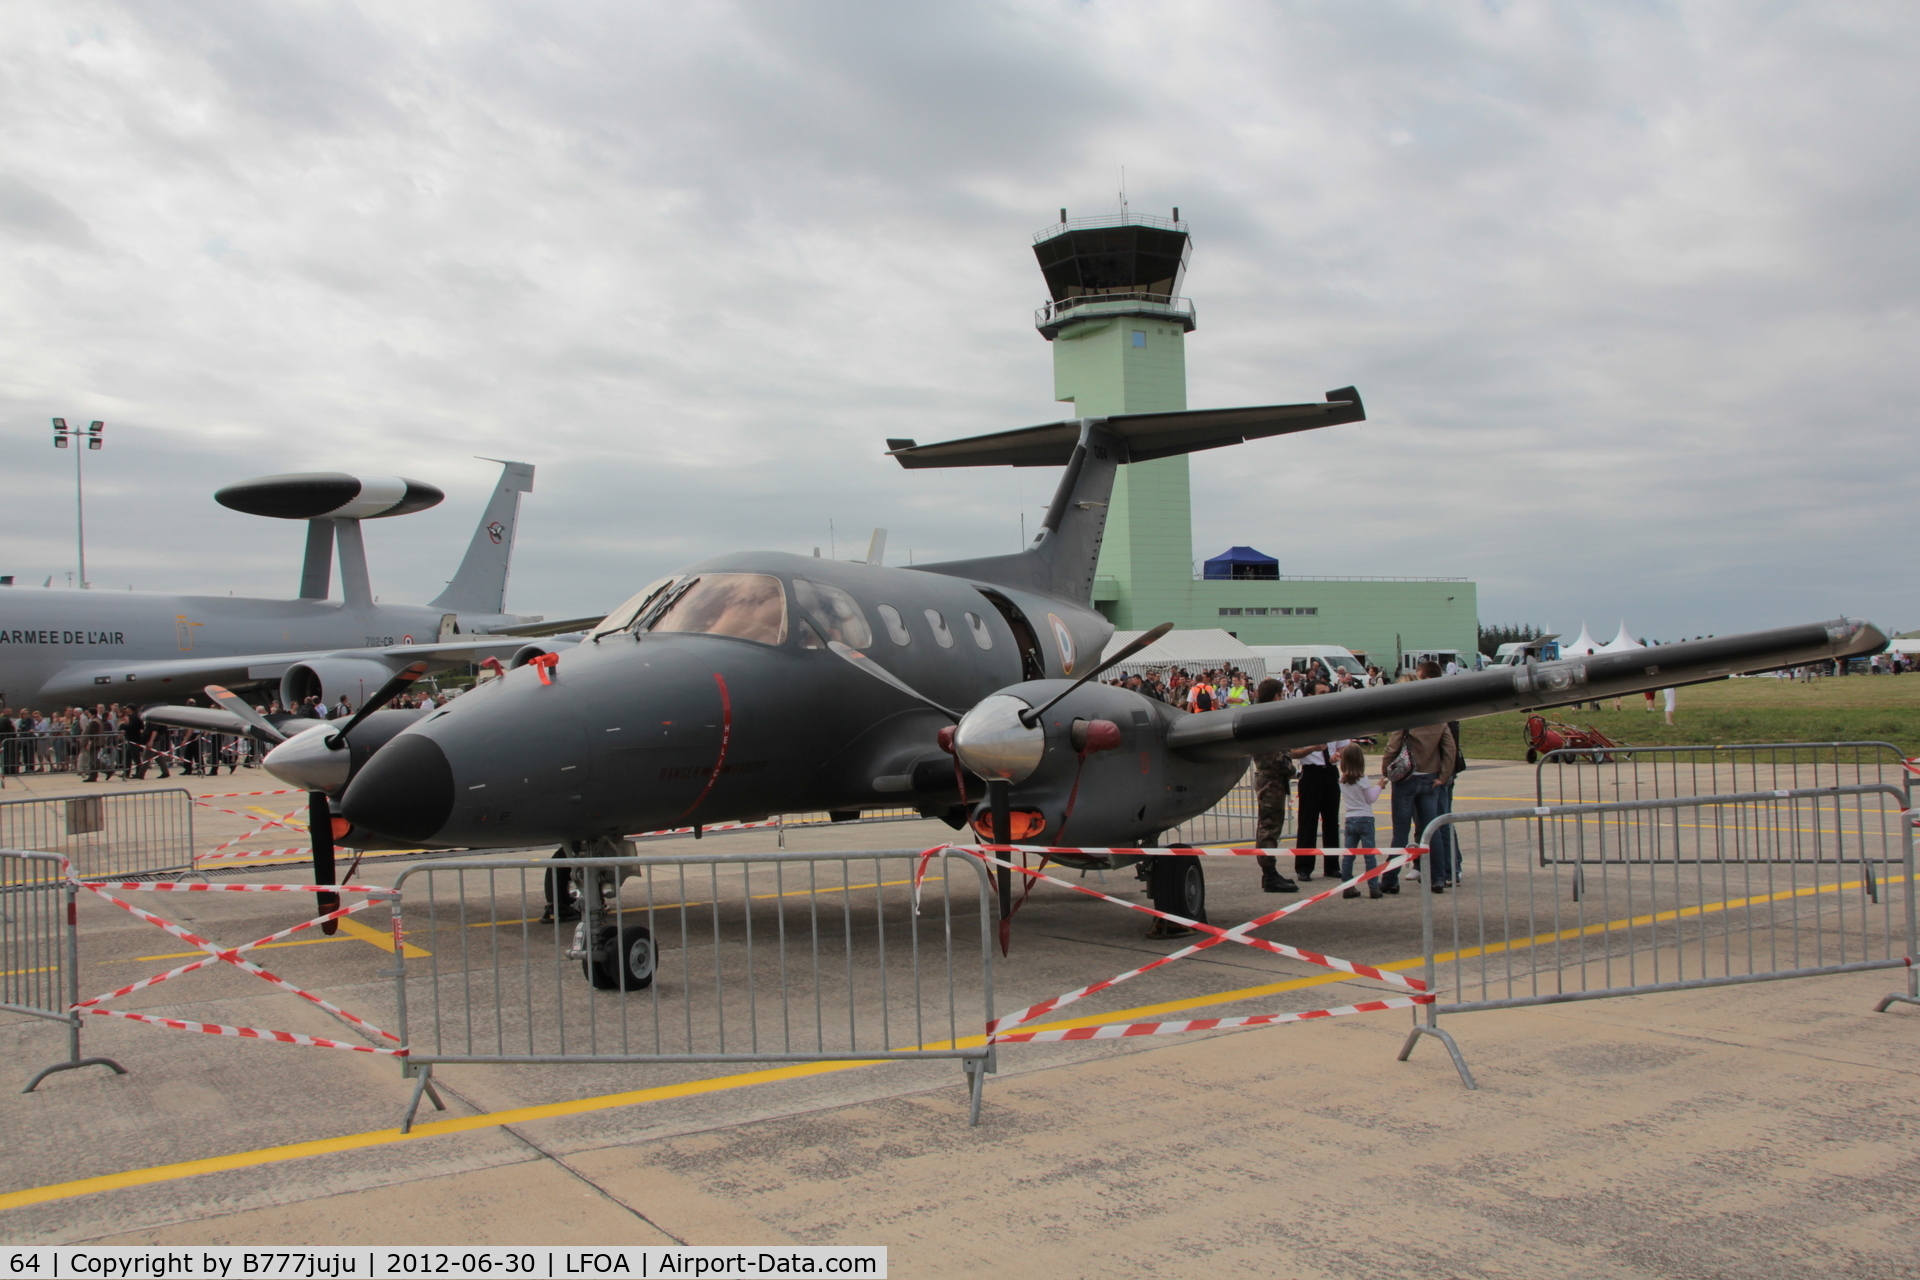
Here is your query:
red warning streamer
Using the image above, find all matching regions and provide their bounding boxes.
[64,865,406,1057]
[914,843,1434,1044]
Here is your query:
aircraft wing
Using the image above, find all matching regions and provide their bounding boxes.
[886,391,1365,469]
[40,634,572,705]
[477,615,606,638]
[381,635,581,659]
[1167,618,1886,762]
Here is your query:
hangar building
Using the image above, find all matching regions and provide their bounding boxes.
[1031,208,1477,667]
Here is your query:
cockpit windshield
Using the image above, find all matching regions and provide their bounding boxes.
[585,576,679,641]
[643,573,788,645]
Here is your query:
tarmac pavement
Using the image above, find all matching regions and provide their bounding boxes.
[2,760,1916,1275]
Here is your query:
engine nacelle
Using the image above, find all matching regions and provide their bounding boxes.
[281,658,405,711]
[948,680,1244,860]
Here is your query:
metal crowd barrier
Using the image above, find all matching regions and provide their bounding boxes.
[0,788,197,880]
[1400,784,1918,1088]
[1167,767,1257,846]
[1536,740,1913,810]
[1,850,127,1091]
[388,848,997,1129]
[0,731,258,783]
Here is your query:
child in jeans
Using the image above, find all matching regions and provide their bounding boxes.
[1338,742,1385,899]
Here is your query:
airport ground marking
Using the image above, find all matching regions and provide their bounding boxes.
[1,870,1903,1215]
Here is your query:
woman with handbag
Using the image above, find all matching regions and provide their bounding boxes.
[1382,662,1459,893]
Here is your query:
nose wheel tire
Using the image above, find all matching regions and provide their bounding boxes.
[1147,853,1206,924]
[584,923,656,991]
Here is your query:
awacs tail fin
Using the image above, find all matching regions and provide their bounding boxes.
[889,390,1363,604]
[429,460,534,615]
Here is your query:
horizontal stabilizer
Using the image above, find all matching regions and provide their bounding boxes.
[888,389,1365,469]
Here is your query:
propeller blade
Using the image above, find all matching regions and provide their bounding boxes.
[203,684,288,744]
[141,704,253,736]
[309,789,339,936]
[827,642,962,721]
[326,661,432,748]
[1021,622,1174,726]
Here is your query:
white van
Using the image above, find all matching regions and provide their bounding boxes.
[1244,645,1368,685]
[1399,648,1467,676]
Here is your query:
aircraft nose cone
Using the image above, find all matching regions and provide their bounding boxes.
[341,734,455,844]
[261,723,350,793]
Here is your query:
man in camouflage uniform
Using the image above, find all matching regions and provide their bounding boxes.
[1250,677,1298,893]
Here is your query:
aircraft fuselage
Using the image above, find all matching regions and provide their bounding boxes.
[0,587,519,706]
[340,551,1127,847]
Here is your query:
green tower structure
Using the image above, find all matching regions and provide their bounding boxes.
[1031,208,1480,668]
[1033,210,1197,630]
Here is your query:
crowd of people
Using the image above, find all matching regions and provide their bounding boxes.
[1108,658,1463,900]
[1106,660,1392,711]
[0,689,452,780]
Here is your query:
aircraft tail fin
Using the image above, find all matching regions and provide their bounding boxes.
[429,460,534,616]
[890,391,1362,604]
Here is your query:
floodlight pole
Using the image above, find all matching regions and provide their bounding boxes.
[52,418,103,589]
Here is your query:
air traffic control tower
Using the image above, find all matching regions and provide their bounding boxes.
[1033,209,1199,630]
[1032,209,1477,665]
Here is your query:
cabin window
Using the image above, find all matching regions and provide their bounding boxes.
[796,619,825,650]
[964,611,993,649]
[924,608,954,648]
[644,573,788,646]
[877,603,912,646]
[793,579,873,649]
[588,576,679,639]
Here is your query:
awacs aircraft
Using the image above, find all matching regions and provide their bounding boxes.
[0,460,592,710]
[254,390,1885,982]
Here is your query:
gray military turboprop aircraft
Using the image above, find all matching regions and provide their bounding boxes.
[257,389,1884,984]
[0,460,591,710]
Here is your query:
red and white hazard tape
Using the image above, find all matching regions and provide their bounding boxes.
[83,1009,397,1054]
[195,848,314,864]
[83,880,387,895]
[990,994,1434,1043]
[65,861,405,1056]
[194,799,309,830]
[196,789,303,799]
[194,805,306,868]
[915,843,1432,1045]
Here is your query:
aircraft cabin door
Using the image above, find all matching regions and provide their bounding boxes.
[978,590,1046,682]
[438,614,458,641]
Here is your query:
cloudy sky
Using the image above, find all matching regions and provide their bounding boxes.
[2,1,1913,641]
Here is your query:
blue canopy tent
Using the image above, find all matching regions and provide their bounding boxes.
[1203,545,1279,581]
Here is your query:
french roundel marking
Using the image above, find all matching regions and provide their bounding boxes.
[1047,613,1076,675]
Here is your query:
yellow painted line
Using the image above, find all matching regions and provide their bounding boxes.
[3,871,1901,1214]
[1,965,57,977]
[335,915,430,959]
[127,937,337,963]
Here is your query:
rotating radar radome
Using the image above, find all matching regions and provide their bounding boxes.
[950,694,1045,784]
[215,473,444,520]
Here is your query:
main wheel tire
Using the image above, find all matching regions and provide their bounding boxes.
[584,923,656,991]
[1148,854,1206,924]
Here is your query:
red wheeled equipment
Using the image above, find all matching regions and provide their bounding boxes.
[1524,714,1623,764]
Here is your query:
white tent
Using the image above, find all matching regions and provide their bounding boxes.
[1563,622,1603,657]
[1099,628,1267,682]
[1599,621,1645,654]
